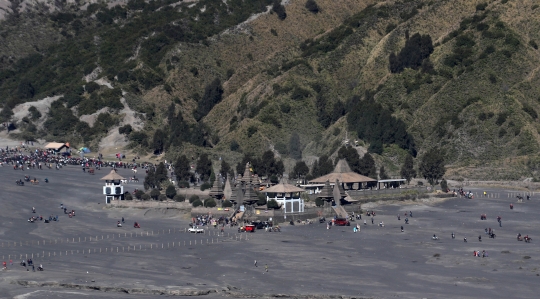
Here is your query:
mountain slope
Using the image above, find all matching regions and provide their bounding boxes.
[2,0,540,180]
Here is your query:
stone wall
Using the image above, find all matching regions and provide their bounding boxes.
[108,200,191,209]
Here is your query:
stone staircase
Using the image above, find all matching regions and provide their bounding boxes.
[332,205,348,218]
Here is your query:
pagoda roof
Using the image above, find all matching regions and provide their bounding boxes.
[100,169,125,180]
[309,159,377,184]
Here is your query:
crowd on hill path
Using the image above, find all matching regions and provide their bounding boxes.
[0,145,154,171]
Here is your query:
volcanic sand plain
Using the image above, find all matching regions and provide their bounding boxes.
[0,165,540,298]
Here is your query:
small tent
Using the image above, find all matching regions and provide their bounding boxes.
[79,147,91,153]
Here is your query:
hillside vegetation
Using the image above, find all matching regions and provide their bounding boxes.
[1,0,540,180]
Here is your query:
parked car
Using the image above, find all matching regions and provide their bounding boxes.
[334,218,350,226]
[188,227,204,233]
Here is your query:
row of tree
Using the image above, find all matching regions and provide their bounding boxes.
[162,144,446,189]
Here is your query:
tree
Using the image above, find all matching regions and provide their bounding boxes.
[272,0,287,20]
[236,153,255,175]
[400,154,416,184]
[379,166,390,180]
[196,153,212,182]
[290,161,309,180]
[154,162,168,185]
[167,102,176,125]
[358,153,377,179]
[305,0,319,13]
[220,159,234,179]
[174,155,191,181]
[440,178,448,191]
[17,79,35,99]
[158,194,167,201]
[289,132,302,160]
[388,33,434,73]
[259,151,285,178]
[165,185,177,199]
[143,167,155,190]
[194,78,223,121]
[153,129,166,154]
[315,197,324,207]
[311,154,333,178]
[192,199,203,207]
[141,193,151,201]
[222,199,233,207]
[419,148,446,186]
[338,146,361,174]
[150,188,161,200]
[0,105,13,122]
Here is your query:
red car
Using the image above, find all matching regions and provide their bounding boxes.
[334,218,350,226]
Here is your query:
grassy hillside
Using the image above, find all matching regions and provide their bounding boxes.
[2,0,540,180]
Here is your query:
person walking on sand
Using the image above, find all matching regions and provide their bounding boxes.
[265,264,268,272]
[254,260,257,267]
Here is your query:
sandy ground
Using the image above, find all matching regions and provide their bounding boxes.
[0,163,539,298]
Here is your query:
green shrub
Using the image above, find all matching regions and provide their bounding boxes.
[28,106,42,120]
[173,194,186,202]
[385,23,397,34]
[315,197,324,207]
[118,124,133,135]
[141,193,151,201]
[165,185,177,199]
[158,194,167,201]
[523,104,538,119]
[476,23,489,31]
[192,199,203,207]
[305,0,319,13]
[272,0,287,20]
[134,190,144,199]
[476,3,487,11]
[124,192,133,200]
[222,200,233,207]
[499,128,507,137]
[267,199,279,209]
[150,188,160,200]
[489,74,497,84]
[280,103,291,113]
[189,195,200,203]
[529,40,538,50]
[496,113,508,125]
[203,198,216,208]
[178,181,190,188]
[200,182,211,191]
[440,178,448,191]
[247,126,258,138]
[257,194,267,206]
[85,82,100,93]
